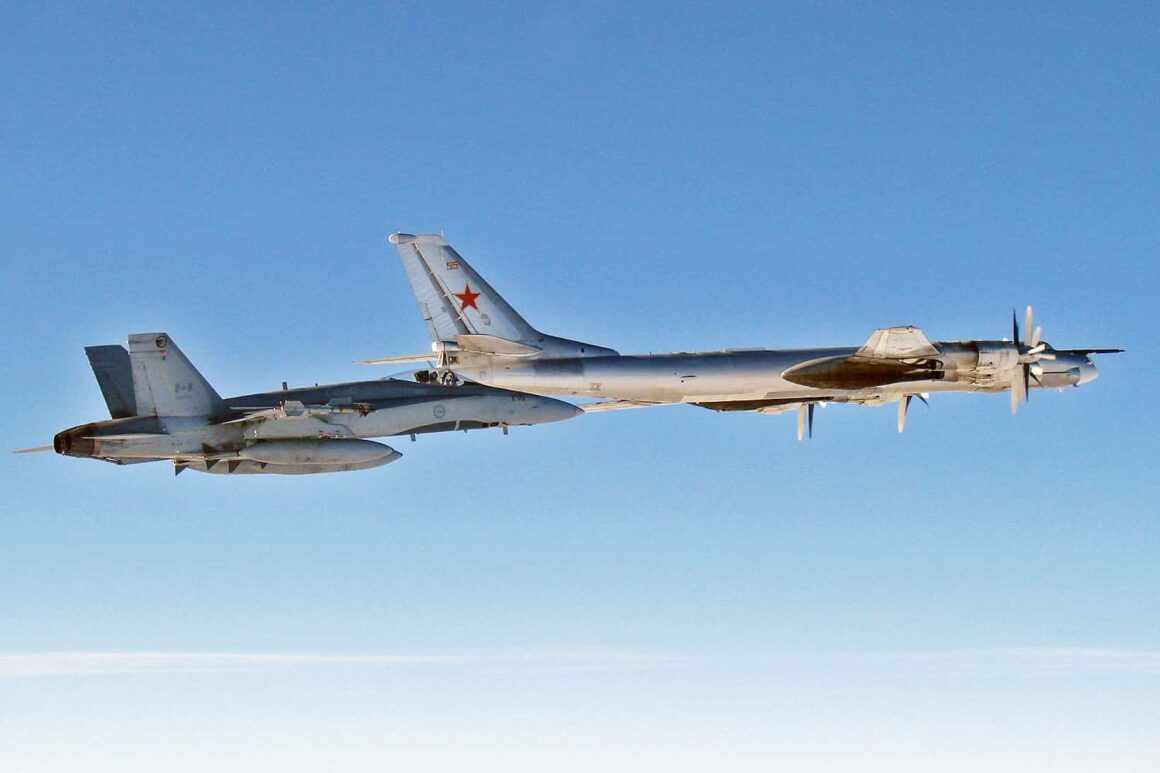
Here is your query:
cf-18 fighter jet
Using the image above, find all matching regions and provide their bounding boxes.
[368,233,1121,440]
[27,332,580,474]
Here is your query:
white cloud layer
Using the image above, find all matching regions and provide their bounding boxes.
[0,648,680,679]
[3,646,1158,679]
[854,646,1160,672]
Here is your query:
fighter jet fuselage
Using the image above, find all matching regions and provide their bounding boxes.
[50,333,579,475]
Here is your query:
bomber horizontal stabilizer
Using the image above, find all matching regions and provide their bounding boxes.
[356,352,435,366]
[456,334,542,357]
[580,399,671,413]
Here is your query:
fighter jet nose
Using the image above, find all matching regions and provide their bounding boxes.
[1078,359,1099,385]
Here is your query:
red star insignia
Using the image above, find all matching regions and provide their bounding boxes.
[453,283,481,311]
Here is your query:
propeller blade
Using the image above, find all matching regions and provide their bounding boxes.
[1010,370,1025,415]
[1023,363,1030,402]
[808,403,815,439]
[897,394,911,433]
[1024,306,1035,347]
[1032,325,1043,347]
[13,445,53,454]
[1025,343,1046,356]
[796,403,806,442]
[1012,309,1020,345]
[917,393,930,406]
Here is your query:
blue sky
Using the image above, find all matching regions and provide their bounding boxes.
[2,3,1157,770]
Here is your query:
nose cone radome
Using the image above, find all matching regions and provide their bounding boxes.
[1077,358,1100,385]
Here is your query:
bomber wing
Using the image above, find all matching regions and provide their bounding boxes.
[783,326,943,390]
[855,326,939,359]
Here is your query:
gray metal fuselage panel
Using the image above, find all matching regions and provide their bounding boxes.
[456,348,860,402]
[450,343,1094,404]
[55,378,577,464]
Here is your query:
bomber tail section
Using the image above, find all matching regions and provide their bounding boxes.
[387,232,617,363]
[127,333,224,418]
[391,232,536,345]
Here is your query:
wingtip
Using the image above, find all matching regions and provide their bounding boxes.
[387,232,416,245]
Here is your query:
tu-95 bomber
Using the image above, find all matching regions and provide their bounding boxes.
[367,232,1122,439]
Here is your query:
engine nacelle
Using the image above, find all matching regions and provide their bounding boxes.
[964,341,1020,385]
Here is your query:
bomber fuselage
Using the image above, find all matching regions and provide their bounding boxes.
[448,342,1099,409]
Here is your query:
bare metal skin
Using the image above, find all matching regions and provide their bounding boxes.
[369,233,1120,439]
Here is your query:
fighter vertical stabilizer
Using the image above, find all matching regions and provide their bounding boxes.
[85,345,138,418]
[128,333,224,418]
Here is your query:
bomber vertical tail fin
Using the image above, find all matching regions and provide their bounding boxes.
[391,233,538,344]
[127,333,224,418]
[387,232,617,361]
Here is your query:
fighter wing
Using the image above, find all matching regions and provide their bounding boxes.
[222,401,366,437]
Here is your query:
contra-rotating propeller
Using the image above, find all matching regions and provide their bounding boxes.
[1009,305,1056,414]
